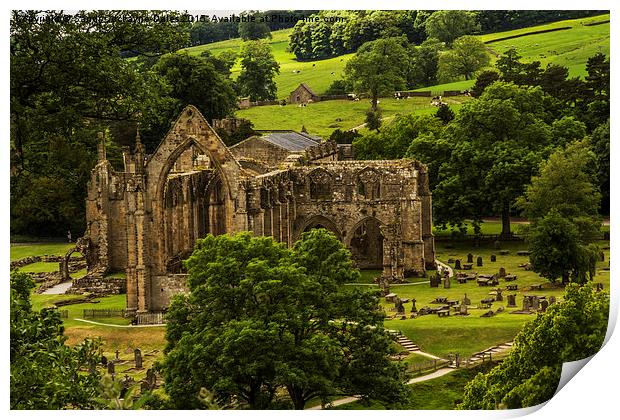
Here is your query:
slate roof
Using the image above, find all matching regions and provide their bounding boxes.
[298,83,317,96]
[262,132,321,151]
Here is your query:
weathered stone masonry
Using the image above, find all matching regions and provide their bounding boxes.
[82,106,435,315]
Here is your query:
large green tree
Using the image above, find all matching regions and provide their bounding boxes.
[155,52,237,121]
[344,37,409,111]
[430,82,586,236]
[517,140,601,283]
[10,11,188,236]
[10,271,102,409]
[459,283,608,409]
[424,10,480,47]
[162,230,408,409]
[437,35,490,81]
[407,38,443,88]
[236,40,280,101]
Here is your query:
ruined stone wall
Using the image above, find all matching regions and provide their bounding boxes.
[150,274,189,311]
[82,106,435,316]
[229,137,291,168]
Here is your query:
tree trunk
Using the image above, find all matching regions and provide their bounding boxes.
[562,272,569,285]
[500,202,511,239]
[371,95,378,112]
[287,386,305,410]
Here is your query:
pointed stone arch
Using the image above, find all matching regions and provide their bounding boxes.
[298,215,342,241]
[348,216,385,269]
[307,167,334,200]
[356,167,382,200]
[145,106,242,274]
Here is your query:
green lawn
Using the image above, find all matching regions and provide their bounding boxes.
[10,242,76,261]
[346,240,610,359]
[236,95,470,137]
[19,261,60,273]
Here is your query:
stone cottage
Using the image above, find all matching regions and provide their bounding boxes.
[289,83,320,104]
[77,106,435,320]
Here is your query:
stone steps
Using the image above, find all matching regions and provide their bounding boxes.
[394,333,421,353]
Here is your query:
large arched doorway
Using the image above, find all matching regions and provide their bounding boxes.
[349,218,384,269]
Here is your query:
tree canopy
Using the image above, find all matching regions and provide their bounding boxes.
[10,271,102,409]
[438,35,490,81]
[424,10,480,47]
[459,283,608,409]
[236,40,280,101]
[162,230,409,409]
[344,37,409,111]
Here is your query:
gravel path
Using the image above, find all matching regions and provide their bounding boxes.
[41,281,73,294]
[308,368,456,409]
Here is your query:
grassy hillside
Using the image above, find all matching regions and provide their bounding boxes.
[184,14,609,135]
[184,13,609,101]
[483,13,610,78]
[181,29,353,99]
[237,96,470,137]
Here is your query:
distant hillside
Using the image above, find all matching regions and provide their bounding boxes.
[182,13,609,99]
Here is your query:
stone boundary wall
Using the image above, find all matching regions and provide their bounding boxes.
[67,275,126,296]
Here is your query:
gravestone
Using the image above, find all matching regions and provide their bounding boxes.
[411,299,417,313]
[454,259,461,270]
[443,276,451,289]
[599,251,605,262]
[114,349,120,362]
[490,254,496,262]
[495,289,503,301]
[531,296,540,311]
[134,348,143,369]
[463,294,471,306]
[496,306,505,313]
[395,299,405,314]
[430,274,440,288]
[459,303,468,315]
[476,256,483,267]
[467,253,474,263]
[498,267,506,278]
[101,355,108,366]
[507,294,516,307]
[146,368,156,390]
[107,361,115,375]
[522,296,531,312]
[540,300,549,312]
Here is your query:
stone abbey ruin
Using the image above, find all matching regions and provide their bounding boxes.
[74,106,435,319]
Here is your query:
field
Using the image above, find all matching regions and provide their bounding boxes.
[181,29,353,99]
[482,14,610,78]
[236,95,470,137]
[184,13,610,106]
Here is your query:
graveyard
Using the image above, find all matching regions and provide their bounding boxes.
[11,229,611,407]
